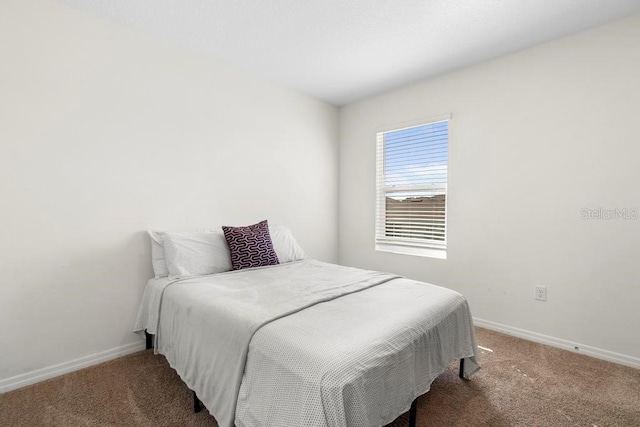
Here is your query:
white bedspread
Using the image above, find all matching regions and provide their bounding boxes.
[133,276,171,335]
[136,260,479,427]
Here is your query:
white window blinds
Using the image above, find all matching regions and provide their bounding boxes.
[375,118,449,255]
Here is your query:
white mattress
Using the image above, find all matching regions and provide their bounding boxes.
[134,260,479,427]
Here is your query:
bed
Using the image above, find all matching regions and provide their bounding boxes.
[134,225,480,427]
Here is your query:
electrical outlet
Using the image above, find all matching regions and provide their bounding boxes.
[535,286,547,301]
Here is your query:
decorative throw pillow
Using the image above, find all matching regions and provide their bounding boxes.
[222,220,279,270]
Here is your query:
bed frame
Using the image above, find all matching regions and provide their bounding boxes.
[145,330,467,427]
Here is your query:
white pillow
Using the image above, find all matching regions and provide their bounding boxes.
[148,230,169,278]
[163,231,232,279]
[269,225,307,263]
[148,225,307,280]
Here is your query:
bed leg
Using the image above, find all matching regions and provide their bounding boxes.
[193,390,202,413]
[145,330,153,350]
[408,398,417,427]
[459,358,465,379]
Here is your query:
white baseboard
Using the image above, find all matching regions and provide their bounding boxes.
[474,317,640,370]
[0,341,146,394]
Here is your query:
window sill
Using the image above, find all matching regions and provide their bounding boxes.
[375,243,447,260]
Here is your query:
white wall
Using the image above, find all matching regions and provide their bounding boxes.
[0,0,338,382]
[339,14,640,363]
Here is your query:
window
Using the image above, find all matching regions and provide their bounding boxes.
[375,117,449,258]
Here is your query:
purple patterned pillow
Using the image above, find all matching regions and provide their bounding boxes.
[222,220,279,270]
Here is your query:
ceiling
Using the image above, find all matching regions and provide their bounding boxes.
[60,0,640,106]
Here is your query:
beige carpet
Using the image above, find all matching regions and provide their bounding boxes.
[1,328,639,426]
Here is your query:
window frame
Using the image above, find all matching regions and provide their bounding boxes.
[374,115,450,259]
